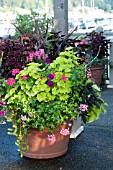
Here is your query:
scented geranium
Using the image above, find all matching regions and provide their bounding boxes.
[12,69,20,76]
[7,78,16,86]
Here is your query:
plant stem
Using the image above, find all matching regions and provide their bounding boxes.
[86,45,101,67]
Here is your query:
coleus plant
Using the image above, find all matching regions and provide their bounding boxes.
[74,31,110,66]
[0,26,76,79]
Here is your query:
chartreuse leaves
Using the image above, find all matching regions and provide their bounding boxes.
[87,104,106,123]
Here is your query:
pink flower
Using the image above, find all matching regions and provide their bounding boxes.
[35,51,41,60]
[47,135,56,142]
[34,34,38,39]
[21,115,27,121]
[78,39,88,45]
[35,49,44,60]
[28,52,34,61]
[52,73,56,77]
[0,110,5,116]
[39,49,44,55]
[7,78,16,86]
[61,75,67,81]
[12,69,20,76]
[45,54,49,58]
[80,104,88,112]
[60,128,70,136]
[21,74,29,80]
[0,101,6,106]
[86,71,92,78]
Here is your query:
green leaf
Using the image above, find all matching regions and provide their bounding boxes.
[26,83,31,90]
[9,88,16,95]
[92,84,100,91]
[37,92,47,101]
[52,87,58,95]
[59,94,69,100]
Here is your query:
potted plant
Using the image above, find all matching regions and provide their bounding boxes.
[74,31,110,87]
[1,46,107,158]
[0,22,107,159]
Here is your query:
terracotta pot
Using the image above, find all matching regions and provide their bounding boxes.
[22,120,73,159]
[90,65,105,87]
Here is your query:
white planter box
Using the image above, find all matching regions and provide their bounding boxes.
[70,116,84,138]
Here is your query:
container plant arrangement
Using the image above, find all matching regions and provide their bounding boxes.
[1,47,107,158]
[0,22,107,159]
[74,31,110,87]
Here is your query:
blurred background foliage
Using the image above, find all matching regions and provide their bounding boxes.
[0,0,113,13]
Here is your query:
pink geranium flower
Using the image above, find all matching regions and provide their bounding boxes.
[0,110,5,116]
[86,71,92,78]
[80,104,88,112]
[28,52,34,61]
[0,101,6,106]
[78,39,88,45]
[60,128,70,136]
[7,78,16,86]
[61,75,67,81]
[52,73,56,77]
[47,135,56,142]
[45,54,49,58]
[12,69,20,76]
[21,115,27,121]
[21,74,29,80]
[39,49,44,55]
[35,49,44,60]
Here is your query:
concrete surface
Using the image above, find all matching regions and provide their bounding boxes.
[0,88,113,170]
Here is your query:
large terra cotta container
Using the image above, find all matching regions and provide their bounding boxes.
[22,120,72,159]
[90,65,105,87]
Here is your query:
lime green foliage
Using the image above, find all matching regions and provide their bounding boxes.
[4,47,107,156]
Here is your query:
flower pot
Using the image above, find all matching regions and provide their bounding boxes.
[22,120,72,159]
[90,65,105,87]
